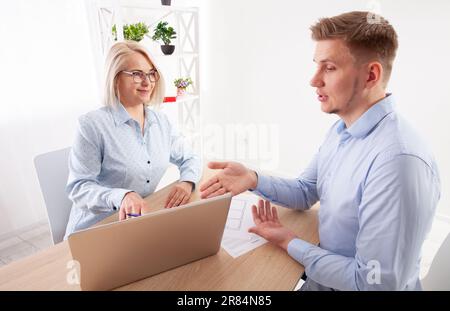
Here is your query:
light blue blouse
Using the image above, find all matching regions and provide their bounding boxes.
[64,103,202,238]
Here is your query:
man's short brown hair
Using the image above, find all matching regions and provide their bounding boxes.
[310,11,398,84]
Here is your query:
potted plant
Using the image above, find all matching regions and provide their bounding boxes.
[112,22,149,42]
[174,77,193,97]
[152,21,177,55]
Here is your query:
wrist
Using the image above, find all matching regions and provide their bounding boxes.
[281,234,297,251]
[121,191,135,204]
[249,170,258,190]
[124,191,135,198]
[183,181,195,191]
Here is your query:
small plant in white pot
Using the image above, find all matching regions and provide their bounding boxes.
[174,77,192,97]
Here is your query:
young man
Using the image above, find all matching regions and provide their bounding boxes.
[200,11,440,290]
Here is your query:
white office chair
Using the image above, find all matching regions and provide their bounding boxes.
[34,147,72,245]
[421,232,450,290]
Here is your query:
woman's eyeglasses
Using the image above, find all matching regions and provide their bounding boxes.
[121,69,160,83]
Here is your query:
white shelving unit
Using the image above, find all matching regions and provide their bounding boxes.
[85,0,202,156]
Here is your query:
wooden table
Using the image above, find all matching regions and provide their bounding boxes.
[0,168,319,290]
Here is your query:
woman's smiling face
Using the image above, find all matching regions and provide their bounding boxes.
[116,52,155,107]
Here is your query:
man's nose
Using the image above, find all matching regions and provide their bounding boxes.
[310,73,324,88]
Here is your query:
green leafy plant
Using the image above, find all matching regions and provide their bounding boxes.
[112,22,149,42]
[152,21,177,45]
[174,77,193,89]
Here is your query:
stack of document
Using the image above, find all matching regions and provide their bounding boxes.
[221,193,267,258]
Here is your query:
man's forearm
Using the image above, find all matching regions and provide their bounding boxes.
[251,174,318,210]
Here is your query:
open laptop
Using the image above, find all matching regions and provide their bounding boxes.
[67,193,232,291]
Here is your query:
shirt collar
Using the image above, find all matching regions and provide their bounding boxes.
[336,93,395,139]
[110,102,156,127]
[110,102,132,126]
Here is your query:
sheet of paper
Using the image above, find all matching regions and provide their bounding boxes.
[221,193,267,258]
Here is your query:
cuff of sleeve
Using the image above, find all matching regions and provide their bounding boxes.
[251,173,271,195]
[108,188,132,211]
[180,172,200,190]
[287,238,315,264]
[180,179,196,191]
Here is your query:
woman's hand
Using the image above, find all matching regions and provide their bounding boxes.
[165,181,193,208]
[119,192,149,220]
[248,199,297,251]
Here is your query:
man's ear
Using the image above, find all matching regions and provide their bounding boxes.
[366,61,383,88]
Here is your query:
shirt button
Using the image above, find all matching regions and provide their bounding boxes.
[147,161,150,164]
[147,180,150,183]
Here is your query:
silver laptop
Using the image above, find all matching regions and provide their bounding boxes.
[68,193,232,290]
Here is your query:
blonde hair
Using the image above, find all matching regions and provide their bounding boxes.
[103,40,165,107]
[310,11,398,84]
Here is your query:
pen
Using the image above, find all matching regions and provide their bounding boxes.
[126,213,141,217]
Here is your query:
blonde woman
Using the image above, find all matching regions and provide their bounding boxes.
[64,41,201,238]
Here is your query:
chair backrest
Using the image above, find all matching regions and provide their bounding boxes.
[421,232,450,290]
[34,147,72,244]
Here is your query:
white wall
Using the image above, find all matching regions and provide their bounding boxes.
[201,0,450,215]
[0,0,99,235]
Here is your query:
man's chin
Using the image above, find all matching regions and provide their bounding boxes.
[320,103,338,115]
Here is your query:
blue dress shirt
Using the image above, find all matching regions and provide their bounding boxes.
[64,103,202,238]
[252,94,441,290]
